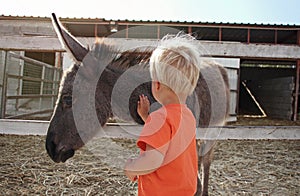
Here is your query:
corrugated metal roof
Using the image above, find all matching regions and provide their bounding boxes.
[1,14,299,29]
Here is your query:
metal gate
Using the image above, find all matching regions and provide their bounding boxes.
[0,51,62,119]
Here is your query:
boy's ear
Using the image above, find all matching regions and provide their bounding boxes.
[154,81,161,90]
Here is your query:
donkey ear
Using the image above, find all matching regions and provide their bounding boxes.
[51,13,88,62]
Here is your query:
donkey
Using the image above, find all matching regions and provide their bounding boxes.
[46,13,229,196]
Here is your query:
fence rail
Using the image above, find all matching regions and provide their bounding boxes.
[7,74,61,84]
[0,120,299,140]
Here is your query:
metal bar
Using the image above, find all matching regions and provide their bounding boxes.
[93,125,300,140]
[7,74,60,84]
[294,30,300,120]
[1,51,8,118]
[51,71,56,107]
[7,94,57,99]
[236,62,241,115]
[5,109,53,119]
[219,27,222,41]
[39,66,45,110]
[17,51,25,112]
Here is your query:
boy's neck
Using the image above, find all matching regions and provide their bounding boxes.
[154,83,188,106]
[159,90,187,106]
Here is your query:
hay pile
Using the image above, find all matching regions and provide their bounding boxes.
[211,140,299,195]
[0,133,299,195]
[0,135,137,195]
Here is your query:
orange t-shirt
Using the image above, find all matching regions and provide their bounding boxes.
[137,104,198,196]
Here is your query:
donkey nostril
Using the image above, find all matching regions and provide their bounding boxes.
[61,149,75,163]
[46,140,57,161]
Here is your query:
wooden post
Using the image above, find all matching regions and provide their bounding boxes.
[188,26,192,35]
[294,30,300,121]
[94,24,98,37]
[247,29,250,43]
[297,30,300,45]
[126,24,129,39]
[55,52,62,69]
[219,27,222,41]
[53,52,62,107]
[294,60,300,121]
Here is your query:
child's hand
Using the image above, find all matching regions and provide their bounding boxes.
[137,94,150,122]
[124,159,138,182]
[124,170,138,182]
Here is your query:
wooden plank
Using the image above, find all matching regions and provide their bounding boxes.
[253,76,295,120]
[0,120,299,140]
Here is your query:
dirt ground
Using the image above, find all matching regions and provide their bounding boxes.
[0,117,299,195]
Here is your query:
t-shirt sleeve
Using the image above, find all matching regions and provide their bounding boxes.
[137,110,171,155]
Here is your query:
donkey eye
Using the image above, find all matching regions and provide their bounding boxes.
[62,95,72,108]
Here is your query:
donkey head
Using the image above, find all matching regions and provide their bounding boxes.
[46,14,155,162]
[46,14,115,162]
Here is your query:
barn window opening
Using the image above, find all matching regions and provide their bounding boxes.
[239,61,296,120]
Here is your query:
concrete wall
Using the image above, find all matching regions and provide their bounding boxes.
[0,19,55,36]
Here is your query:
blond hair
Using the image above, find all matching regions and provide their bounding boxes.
[150,33,202,96]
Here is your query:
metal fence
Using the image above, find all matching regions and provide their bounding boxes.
[0,51,62,119]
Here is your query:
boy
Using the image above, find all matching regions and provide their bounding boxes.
[124,33,202,195]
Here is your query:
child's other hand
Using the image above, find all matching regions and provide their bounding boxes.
[124,170,138,182]
[137,94,150,122]
[124,159,138,182]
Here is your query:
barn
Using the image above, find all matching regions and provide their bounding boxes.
[0,15,299,121]
[0,15,299,196]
